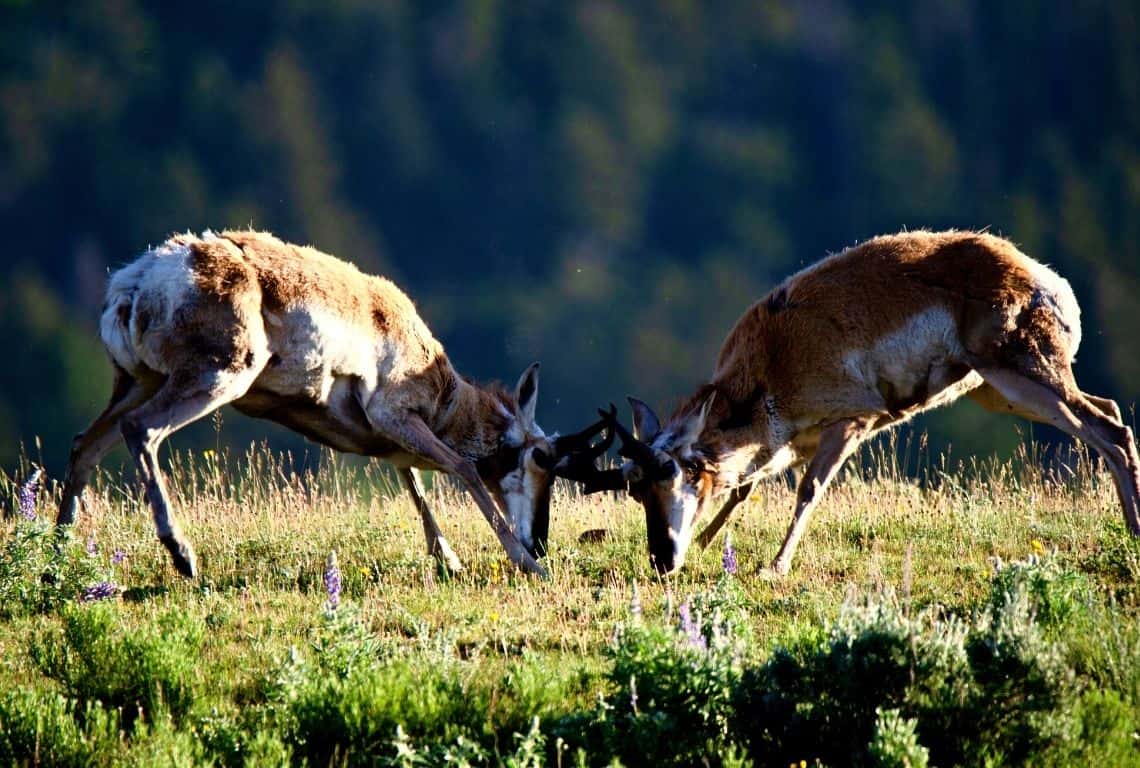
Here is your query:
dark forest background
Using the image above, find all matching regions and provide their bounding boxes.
[2,1,1139,477]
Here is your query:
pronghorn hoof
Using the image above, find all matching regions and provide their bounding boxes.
[160,536,198,578]
[756,564,790,581]
[431,539,464,576]
[435,555,464,577]
[525,559,550,579]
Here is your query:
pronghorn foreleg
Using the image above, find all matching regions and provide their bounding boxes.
[398,467,464,574]
[59,365,155,526]
[119,366,262,578]
[695,481,755,550]
[769,417,876,576]
[697,449,805,549]
[368,410,547,577]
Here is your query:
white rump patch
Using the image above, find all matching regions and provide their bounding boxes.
[1020,256,1083,357]
[100,239,200,374]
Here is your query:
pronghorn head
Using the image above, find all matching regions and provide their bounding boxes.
[476,363,613,559]
[598,395,718,574]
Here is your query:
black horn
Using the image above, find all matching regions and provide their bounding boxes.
[533,406,614,473]
[601,406,659,468]
[541,406,627,494]
[552,404,615,459]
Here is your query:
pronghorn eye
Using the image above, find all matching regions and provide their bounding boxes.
[652,459,679,482]
[679,459,701,482]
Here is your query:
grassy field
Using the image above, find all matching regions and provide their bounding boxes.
[1,435,1139,766]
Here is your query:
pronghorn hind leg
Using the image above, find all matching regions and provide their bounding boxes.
[966,383,1043,422]
[769,417,876,576]
[367,409,547,577]
[119,366,262,578]
[398,467,463,575]
[696,481,755,550]
[58,365,157,526]
[969,383,1126,425]
[976,367,1140,536]
[1082,392,1124,423]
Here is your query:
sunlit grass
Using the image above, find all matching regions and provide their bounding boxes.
[1,434,1137,764]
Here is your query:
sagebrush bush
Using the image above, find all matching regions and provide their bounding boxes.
[265,607,585,766]
[30,602,206,729]
[962,569,1078,764]
[0,687,120,767]
[736,592,970,767]
[733,557,1098,767]
[868,708,930,768]
[553,577,751,767]
[0,519,114,618]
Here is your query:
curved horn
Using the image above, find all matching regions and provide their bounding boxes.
[534,405,616,475]
[545,408,626,494]
[578,467,627,494]
[545,408,616,479]
[552,403,615,458]
[601,407,659,468]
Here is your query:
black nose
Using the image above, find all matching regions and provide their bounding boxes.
[645,507,676,574]
[530,497,550,559]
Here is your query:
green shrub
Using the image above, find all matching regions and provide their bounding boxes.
[734,558,1086,767]
[30,602,206,729]
[868,708,929,768]
[265,610,585,766]
[736,593,970,767]
[0,519,114,618]
[0,686,121,767]
[556,580,750,767]
[987,553,1091,634]
[1056,689,1140,767]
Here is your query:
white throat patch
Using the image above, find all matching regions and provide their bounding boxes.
[500,465,539,549]
[666,480,700,570]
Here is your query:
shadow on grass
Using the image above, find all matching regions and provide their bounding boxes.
[122,584,171,602]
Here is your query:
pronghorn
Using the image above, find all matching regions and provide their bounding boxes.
[59,230,609,578]
[588,230,1140,575]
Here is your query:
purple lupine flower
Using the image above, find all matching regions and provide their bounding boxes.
[722,532,737,576]
[82,582,120,601]
[112,549,126,565]
[18,468,41,520]
[86,536,98,556]
[324,550,341,610]
[678,599,707,651]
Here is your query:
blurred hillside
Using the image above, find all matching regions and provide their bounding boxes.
[2,1,1138,476]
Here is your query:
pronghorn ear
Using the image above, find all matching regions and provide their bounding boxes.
[514,362,540,430]
[675,391,715,448]
[628,397,660,442]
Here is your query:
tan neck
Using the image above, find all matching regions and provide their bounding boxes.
[692,387,776,490]
[433,377,509,460]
